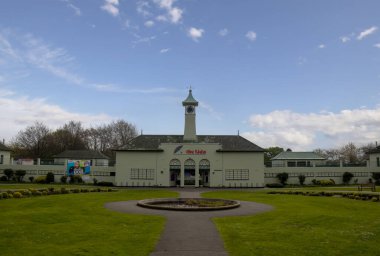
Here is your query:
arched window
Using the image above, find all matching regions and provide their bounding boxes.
[184,159,195,168]
[199,159,210,170]
[169,159,181,170]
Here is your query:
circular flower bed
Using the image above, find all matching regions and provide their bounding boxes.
[137,198,240,211]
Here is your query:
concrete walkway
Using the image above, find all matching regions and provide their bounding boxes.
[105,189,273,256]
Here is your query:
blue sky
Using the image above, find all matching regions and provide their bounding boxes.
[1,0,380,150]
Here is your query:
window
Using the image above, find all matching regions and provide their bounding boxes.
[0,155,3,164]
[377,157,380,167]
[287,161,296,167]
[93,171,113,176]
[110,172,116,177]
[297,161,306,167]
[225,169,249,180]
[130,168,155,180]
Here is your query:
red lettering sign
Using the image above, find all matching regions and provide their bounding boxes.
[185,149,206,155]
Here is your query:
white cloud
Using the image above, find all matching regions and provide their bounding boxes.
[144,20,155,27]
[153,0,183,24]
[219,28,229,37]
[187,27,204,42]
[199,101,223,121]
[318,44,326,49]
[160,48,170,53]
[357,26,378,40]
[243,107,380,150]
[137,0,152,17]
[374,43,380,48]
[101,0,119,17]
[245,31,257,42]
[0,89,114,141]
[67,3,81,16]
[340,36,350,43]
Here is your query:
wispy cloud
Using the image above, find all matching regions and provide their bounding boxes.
[153,0,183,24]
[137,0,152,17]
[101,0,119,17]
[243,107,380,150]
[144,20,155,27]
[187,27,204,42]
[67,3,81,16]
[374,43,380,48]
[219,28,229,37]
[357,26,377,40]
[160,48,170,53]
[340,36,350,43]
[199,101,223,121]
[245,31,257,42]
[0,89,114,141]
[318,44,326,49]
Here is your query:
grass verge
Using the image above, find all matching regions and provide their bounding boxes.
[203,190,380,256]
[0,189,177,256]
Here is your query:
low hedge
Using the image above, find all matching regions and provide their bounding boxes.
[267,190,380,202]
[0,187,117,200]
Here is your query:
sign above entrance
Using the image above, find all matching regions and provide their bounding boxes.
[174,145,207,155]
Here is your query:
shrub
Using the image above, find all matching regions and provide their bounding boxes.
[276,172,289,185]
[60,176,68,183]
[3,169,14,181]
[15,170,26,182]
[69,175,83,184]
[319,179,335,186]
[28,176,34,182]
[96,181,114,187]
[0,175,8,181]
[13,192,22,198]
[342,172,354,185]
[298,174,306,185]
[93,178,98,185]
[35,176,46,184]
[1,192,8,198]
[266,183,284,188]
[61,187,69,194]
[372,173,380,185]
[72,188,80,193]
[46,172,55,183]
[21,190,32,196]
[8,193,13,198]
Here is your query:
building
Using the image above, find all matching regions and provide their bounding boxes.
[53,150,110,166]
[369,146,380,168]
[115,89,265,187]
[0,141,11,165]
[271,151,326,167]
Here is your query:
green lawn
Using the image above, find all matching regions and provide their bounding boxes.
[204,190,380,256]
[283,185,379,192]
[0,189,177,256]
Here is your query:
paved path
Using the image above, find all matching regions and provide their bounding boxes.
[105,189,273,256]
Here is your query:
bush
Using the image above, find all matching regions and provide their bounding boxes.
[1,192,8,198]
[266,183,284,188]
[69,175,83,184]
[61,187,70,194]
[15,170,26,182]
[0,175,8,181]
[60,176,68,183]
[276,172,289,185]
[35,176,46,184]
[96,181,114,187]
[46,172,55,183]
[13,192,22,198]
[342,172,354,185]
[298,174,306,185]
[28,176,34,182]
[3,169,14,181]
[372,173,380,185]
[93,178,98,185]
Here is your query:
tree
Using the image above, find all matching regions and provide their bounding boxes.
[276,172,289,185]
[11,121,51,158]
[15,170,26,182]
[46,172,55,183]
[3,169,14,181]
[342,172,354,185]
[372,173,380,185]
[264,147,284,166]
[298,174,306,185]
[340,142,360,164]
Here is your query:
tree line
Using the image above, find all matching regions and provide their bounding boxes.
[264,142,378,166]
[9,120,138,159]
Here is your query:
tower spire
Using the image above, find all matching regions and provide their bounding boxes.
[182,89,198,142]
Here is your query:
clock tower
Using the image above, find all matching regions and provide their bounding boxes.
[182,89,198,142]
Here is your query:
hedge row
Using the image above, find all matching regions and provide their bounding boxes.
[0,187,117,200]
[267,190,380,202]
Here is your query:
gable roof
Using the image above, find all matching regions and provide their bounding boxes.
[271,151,326,160]
[53,150,109,159]
[117,135,264,152]
[0,142,11,151]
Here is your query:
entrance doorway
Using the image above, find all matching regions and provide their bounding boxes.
[169,159,181,187]
[199,159,210,187]
[184,159,196,186]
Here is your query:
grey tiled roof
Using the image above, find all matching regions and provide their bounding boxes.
[117,135,264,152]
[53,150,109,159]
[271,151,326,160]
[0,142,11,151]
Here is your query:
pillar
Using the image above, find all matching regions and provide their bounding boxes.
[195,162,199,188]
[37,158,41,165]
[180,162,185,187]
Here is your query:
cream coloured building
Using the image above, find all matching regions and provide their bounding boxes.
[115,89,265,187]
